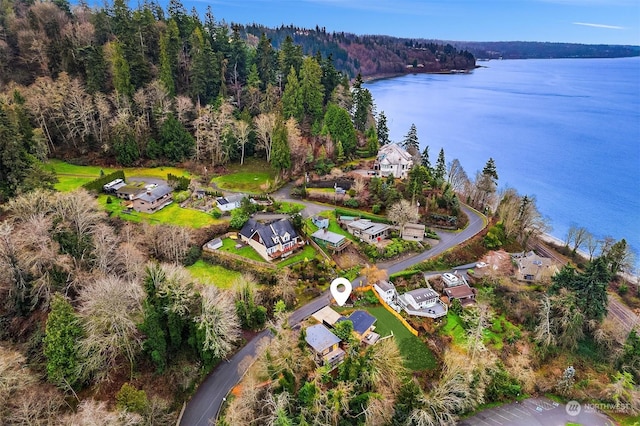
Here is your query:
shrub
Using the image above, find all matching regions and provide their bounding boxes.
[343,198,359,208]
[167,173,191,191]
[371,204,381,214]
[230,209,250,229]
[211,208,222,219]
[83,170,126,192]
[618,284,629,295]
[116,383,148,414]
[106,196,113,204]
[347,189,356,197]
[173,190,191,203]
[183,245,202,267]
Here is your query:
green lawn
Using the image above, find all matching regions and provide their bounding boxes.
[304,211,357,242]
[364,306,437,371]
[277,245,317,268]
[211,158,276,193]
[98,195,223,229]
[187,260,242,289]
[48,160,194,192]
[440,313,467,345]
[441,312,522,350]
[219,238,267,263]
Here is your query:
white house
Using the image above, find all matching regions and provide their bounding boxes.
[374,280,397,304]
[442,272,462,287]
[398,287,448,319]
[216,193,246,212]
[374,143,414,179]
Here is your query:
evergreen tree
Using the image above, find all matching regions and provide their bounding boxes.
[159,20,180,96]
[323,103,357,156]
[271,119,291,172]
[376,111,390,145]
[113,129,140,166]
[278,35,303,78]
[320,53,340,104]
[227,25,247,85]
[255,33,276,90]
[299,56,324,124]
[247,64,262,89]
[352,73,373,132]
[85,46,108,94]
[434,147,447,183]
[366,126,379,156]
[110,41,134,99]
[402,123,419,151]
[282,67,303,121]
[43,295,82,388]
[421,146,432,171]
[189,26,219,105]
[160,114,195,162]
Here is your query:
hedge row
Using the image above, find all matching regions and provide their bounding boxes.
[334,207,391,224]
[83,170,125,192]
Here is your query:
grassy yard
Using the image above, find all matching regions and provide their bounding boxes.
[187,260,242,289]
[218,238,267,263]
[304,210,357,242]
[441,312,522,350]
[48,159,194,192]
[211,158,276,193]
[98,195,223,229]
[363,305,437,371]
[277,245,317,268]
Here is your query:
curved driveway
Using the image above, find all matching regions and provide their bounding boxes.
[181,199,486,425]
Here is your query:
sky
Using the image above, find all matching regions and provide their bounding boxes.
[180,0,640,45]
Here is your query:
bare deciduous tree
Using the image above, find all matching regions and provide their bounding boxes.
[447,158,469,193]
[387,199,420,234]
[143,224,192,264]
[234,119,251,166]
[77,276,144,383]
[194,286,241,360]
[254,112,276,163]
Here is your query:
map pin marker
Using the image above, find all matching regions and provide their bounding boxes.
[330,277,352,306]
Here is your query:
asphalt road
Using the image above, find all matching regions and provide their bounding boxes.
[179,330,272,426]
[181,196,486,425]
[459,396,615,426]
[288,204,486,326]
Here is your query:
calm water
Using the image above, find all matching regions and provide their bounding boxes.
[366,57,640,268]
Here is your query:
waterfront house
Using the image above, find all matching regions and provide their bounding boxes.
[373,280,397,304]
[513,251,559,282]
[373,143,414,179]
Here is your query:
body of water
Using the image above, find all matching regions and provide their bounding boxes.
[366,57,640,269]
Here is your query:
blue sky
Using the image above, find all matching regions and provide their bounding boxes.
[182,0,640,45]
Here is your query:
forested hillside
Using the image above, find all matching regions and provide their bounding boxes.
[242,25,477,77]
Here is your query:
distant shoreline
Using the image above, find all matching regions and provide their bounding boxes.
[362,68,475,83]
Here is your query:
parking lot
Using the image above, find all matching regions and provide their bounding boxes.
[459,397,615,426]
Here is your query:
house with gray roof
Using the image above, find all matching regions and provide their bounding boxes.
[311,229,349,252]
[346,219,390,243]
[513,251,559,283]
[398,287,448,319]
[239,218,304,262]
[374,143,414,179]
[131,185,173,213]
[305,324,345,367]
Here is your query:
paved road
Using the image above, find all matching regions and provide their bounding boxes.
[180,330,272,426]
[181,194,486,425]
[288,204,486,327]
[459,396,615,426]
